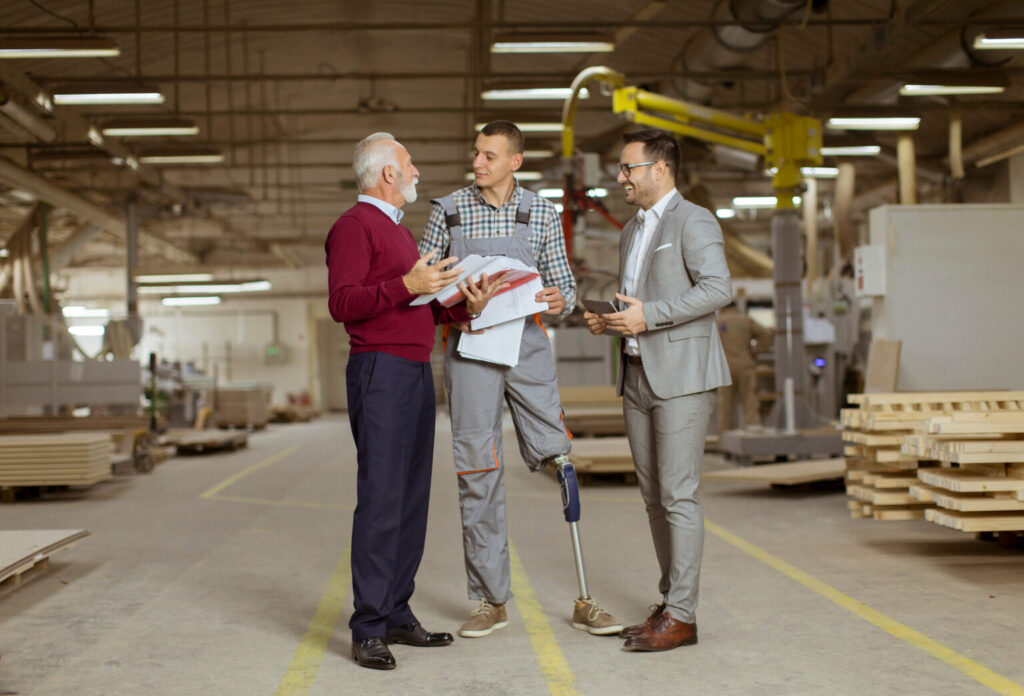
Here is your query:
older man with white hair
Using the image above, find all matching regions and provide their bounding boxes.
[325,132,506,670]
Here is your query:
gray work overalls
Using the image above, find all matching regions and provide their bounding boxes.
[433,189,571,603]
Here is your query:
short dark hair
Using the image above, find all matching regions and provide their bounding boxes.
[480,120,524,154]
[622,128,679,182]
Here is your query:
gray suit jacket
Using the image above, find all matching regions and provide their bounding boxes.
[615,192,733,400]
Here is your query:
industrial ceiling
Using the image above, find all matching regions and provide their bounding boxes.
[1,0,1022,276]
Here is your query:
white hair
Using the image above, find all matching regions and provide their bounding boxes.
[353,132,400,192]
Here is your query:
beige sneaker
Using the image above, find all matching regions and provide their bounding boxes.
[459,599,509,638]
[572,597,624,635]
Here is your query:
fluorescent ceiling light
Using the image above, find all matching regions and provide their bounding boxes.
[138,149,224,164]
[139,280,272,294]
[827,117,920,131]
[162,296,222,307]
[491,34,615,54]
[801,167,840,178]
[732,196,802,209]
[973,31,1024,50]
[0,36,120,59]
[481,87,589,101]
[820,145,881,156]
[523,149,556,158]
[899,84,1004,96]
[135,273,214,283]
[0,249,8,258]
[52,83,165,105]
[474,122,564,133]
[62,306,110,318]
[102,119,199,137]
[68,325,105,336]
[538,188,563,198]
[465,171,543,182]
[553,203,564,213]
[716,208,736,219]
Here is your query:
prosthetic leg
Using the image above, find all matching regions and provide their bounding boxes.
[553,455,589,600]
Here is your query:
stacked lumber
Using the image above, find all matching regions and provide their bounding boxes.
[212,386,270,429]
[559,385,624,437]
[0,433,113,491]
[905,408,1024,533]
[842,391,1024,526]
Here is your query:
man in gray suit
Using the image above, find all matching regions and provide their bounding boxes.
[584,128,732,652]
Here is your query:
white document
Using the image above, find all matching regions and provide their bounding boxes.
[457,318,525,367]
[470,276,548,330]
[410,254,509,306]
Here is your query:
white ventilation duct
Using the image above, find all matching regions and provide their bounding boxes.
[673,0,807,102]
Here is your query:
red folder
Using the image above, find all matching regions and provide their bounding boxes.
[439,268,539,307]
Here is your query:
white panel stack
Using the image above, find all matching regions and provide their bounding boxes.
[0,433,113,487]
[212,386,270,429]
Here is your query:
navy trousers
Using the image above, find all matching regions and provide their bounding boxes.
[346,351,435,640]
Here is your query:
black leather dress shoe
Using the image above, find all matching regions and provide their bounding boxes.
[352,637,396,670]
[385,622,454,647]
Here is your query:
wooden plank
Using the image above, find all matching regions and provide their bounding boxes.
[862,473,919,488]
[925,508,1024,532]
[702,458,844,485]
[874,506,928,521]
[851,391,1024,406]
[911,484,1024,512]
[558,385,620,405]
[863,339,901,393]
[568,437,635,474]
[917,468,1024,493]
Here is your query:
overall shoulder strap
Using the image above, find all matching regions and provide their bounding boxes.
[514,189,535,238]
[430,194,463,241]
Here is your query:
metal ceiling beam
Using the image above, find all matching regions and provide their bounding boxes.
[0,157,197,265]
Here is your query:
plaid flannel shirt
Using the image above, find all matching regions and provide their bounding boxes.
[419,182,576,318]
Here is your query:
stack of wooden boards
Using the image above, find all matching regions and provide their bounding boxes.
[210,386,270,429]
[842,391,1024,532]
[0,529,89,595]
[0,434,113,494]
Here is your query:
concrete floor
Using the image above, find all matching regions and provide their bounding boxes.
[1,413,1023,696]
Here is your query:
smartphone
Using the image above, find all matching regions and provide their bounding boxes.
[582,299,624,337]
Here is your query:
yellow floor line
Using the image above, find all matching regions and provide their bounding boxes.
[509,542,581,696]
[199,445,300,499]
[209,494,351,511]
[705,519,1024,696]
[275,545,351,696]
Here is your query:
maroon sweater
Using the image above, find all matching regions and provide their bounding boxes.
[325,202,467,362]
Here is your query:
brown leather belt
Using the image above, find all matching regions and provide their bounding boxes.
[625,355,643,366]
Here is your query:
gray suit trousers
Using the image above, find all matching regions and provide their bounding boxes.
[623,362,716,623]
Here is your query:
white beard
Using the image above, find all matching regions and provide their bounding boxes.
[398,172,418,204]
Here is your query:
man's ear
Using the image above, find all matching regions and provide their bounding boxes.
[382,164,395,184]
[510,153,523,172]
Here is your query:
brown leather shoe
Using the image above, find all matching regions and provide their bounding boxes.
[620,603,665,639]
[622,611,697,651]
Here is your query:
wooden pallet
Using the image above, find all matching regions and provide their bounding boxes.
[162,430,249,455]
[567,436,635,480]
[0,529,90,596]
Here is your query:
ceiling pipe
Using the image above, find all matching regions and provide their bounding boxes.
[672,0,808,102]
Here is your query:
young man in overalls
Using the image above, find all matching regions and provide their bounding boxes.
[419,120,622,638]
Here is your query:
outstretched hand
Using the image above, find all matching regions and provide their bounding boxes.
[583,310,607,336]
[403,251,463,295]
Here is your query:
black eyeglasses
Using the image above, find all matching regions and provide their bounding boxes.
[618,161,657,177]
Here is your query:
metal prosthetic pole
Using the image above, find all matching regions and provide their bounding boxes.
[555,458,590,601]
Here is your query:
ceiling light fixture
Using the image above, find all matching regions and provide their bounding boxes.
[972,30,1024,50]
[62,306,110,318]
[536,187,608,198]
[162,296,222,307]
[68,325,106,336]
[522,149,556,159]
[464,171,544,182]
[474,122,564,133]
[135,273,214,283]
[139,280,271,294]
[899,84,1005,96]
[0,36,120,59]
[801,167,840,178]
[491,34,615,54]
[138,148,224,164]
[102,118,199,137]
[716,209,737,219]
[732,196,802,208]
[481,87,589,101]
[820,145,881,156]
[827,117,920,131]
[51,82,165,105]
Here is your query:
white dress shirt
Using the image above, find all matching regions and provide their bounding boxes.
[623,188,678,356]
[358,193,404,224]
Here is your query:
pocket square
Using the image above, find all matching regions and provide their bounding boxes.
[654,243,672,252]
